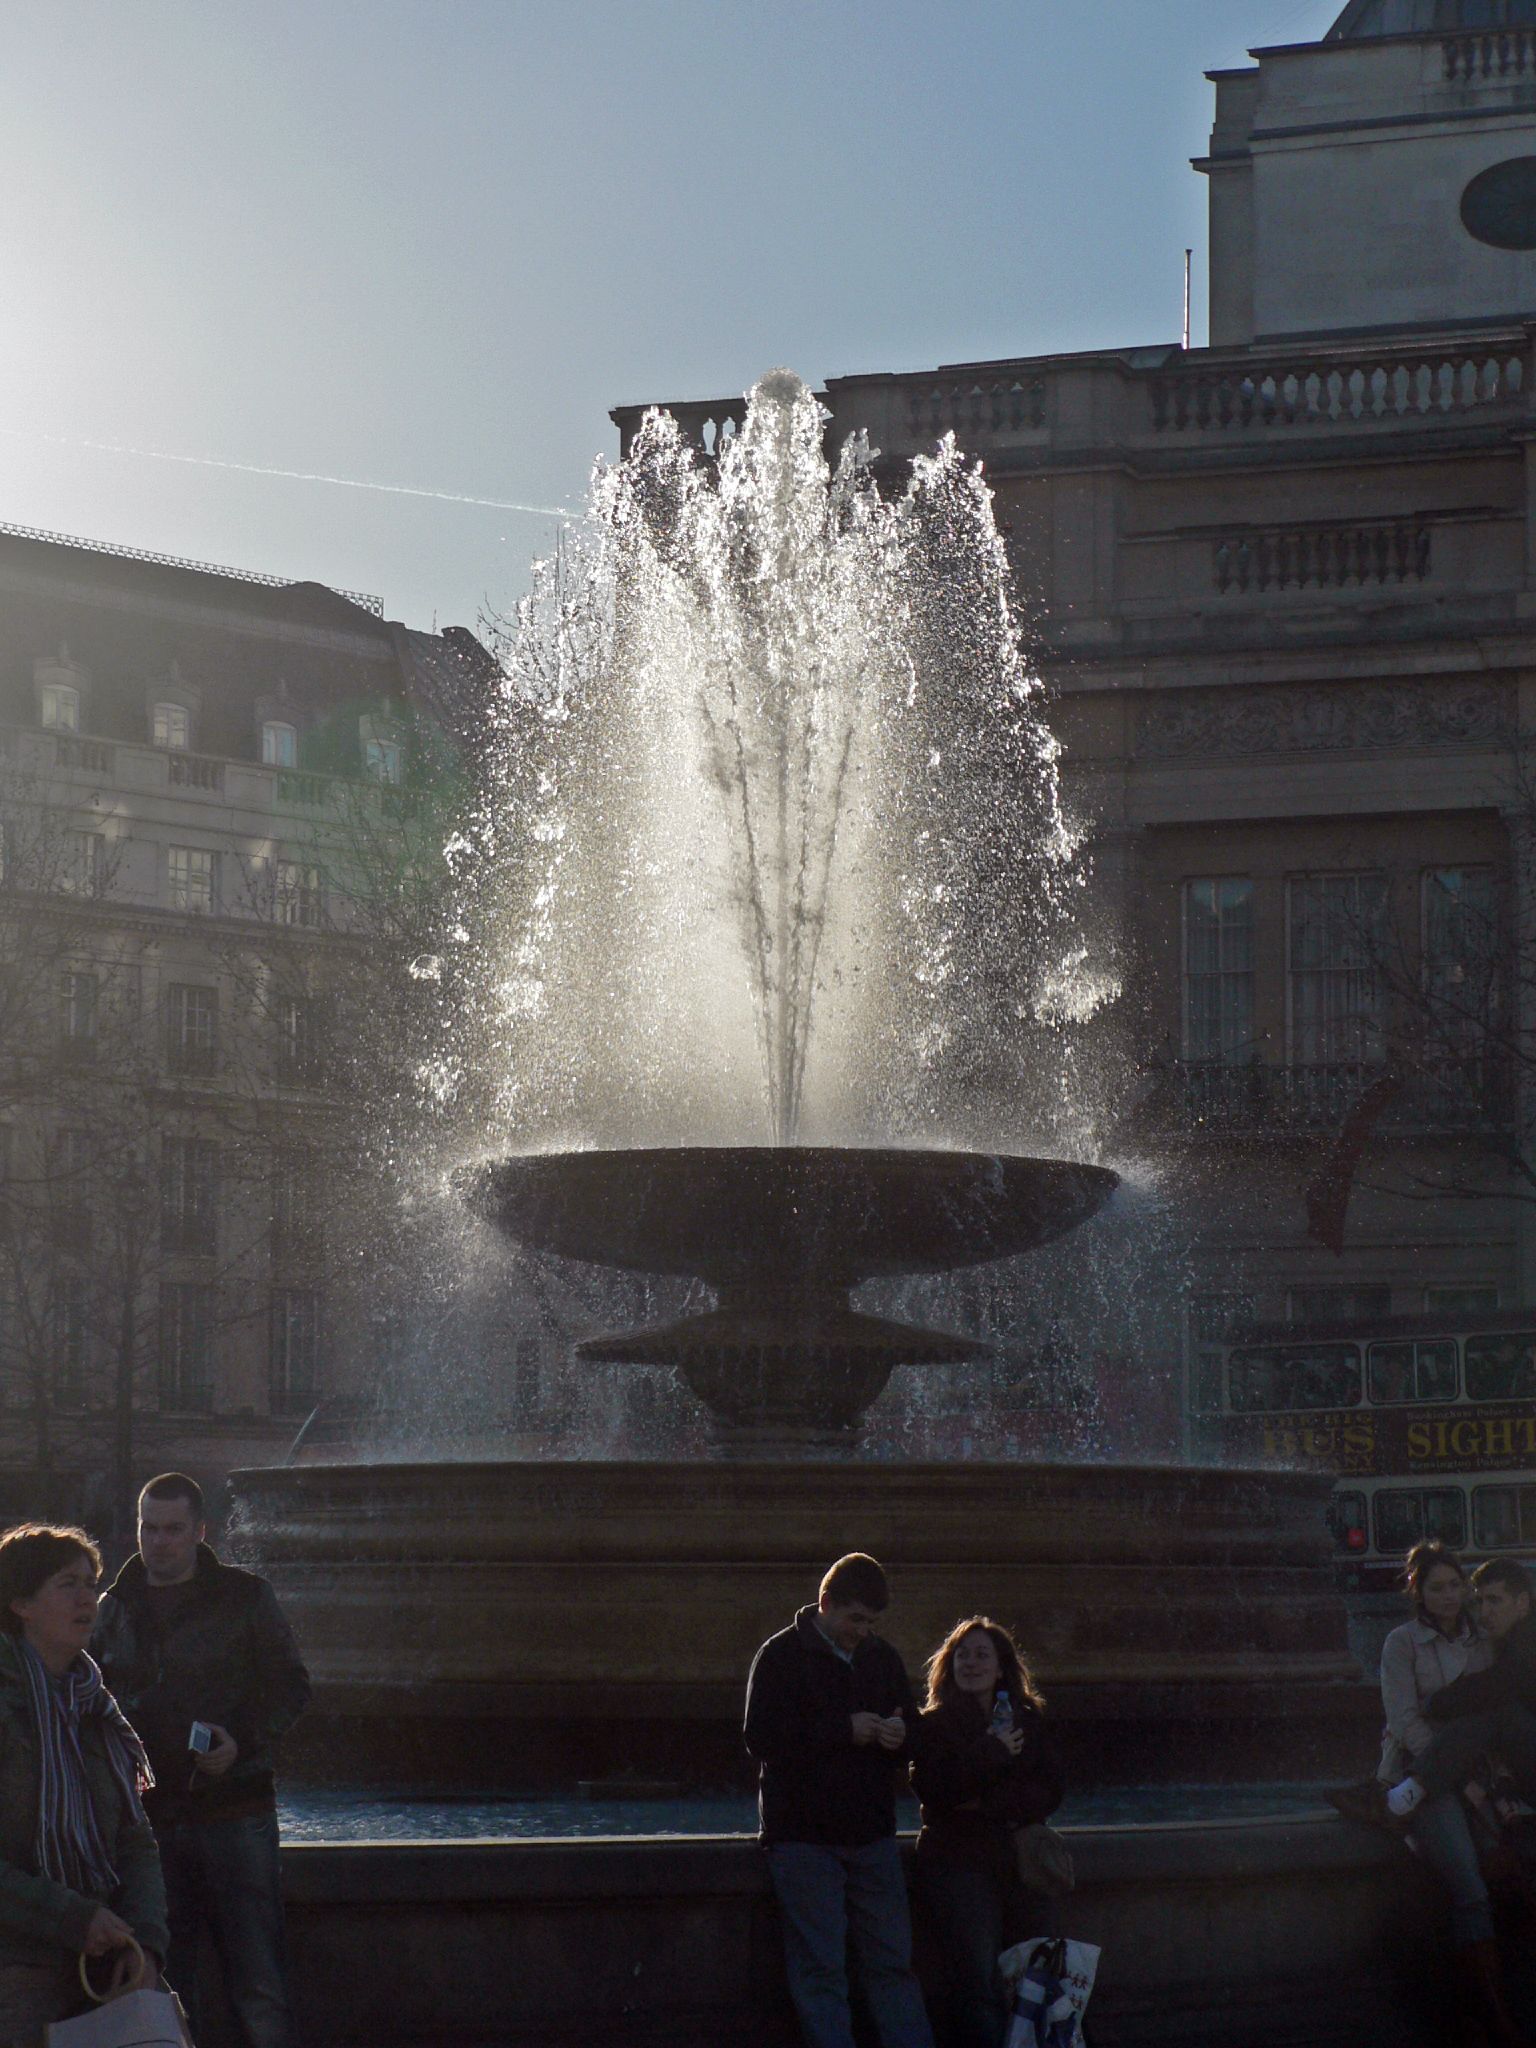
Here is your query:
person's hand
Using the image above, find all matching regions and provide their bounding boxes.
[989,1723,1025,1758]
[82,1908,135,1958]
[105,1944,155,1998]
[850,1712,883,1746]
[194,1724,239,1779]
[873,1710,906,1754]
[1465,1779,1488,1808]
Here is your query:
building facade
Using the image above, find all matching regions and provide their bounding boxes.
[613,0,1536,1455]
[0,522,480,1530]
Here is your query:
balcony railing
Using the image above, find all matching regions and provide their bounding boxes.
[906,374,1049,445]
[1443,30,1536,78]
[1149,344,1525,433]
[1213,520,1432,594]
[54,736,112,774]
[167,752,225,794]
[1160,1058,1512,1134]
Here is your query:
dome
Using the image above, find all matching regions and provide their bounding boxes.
[1330,0,1536,34]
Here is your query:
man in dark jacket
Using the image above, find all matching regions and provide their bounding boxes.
[744,1552,933,2048]
[92,1472,310,2048]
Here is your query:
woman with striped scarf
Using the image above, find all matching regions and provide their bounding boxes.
[0,1523,168,2045]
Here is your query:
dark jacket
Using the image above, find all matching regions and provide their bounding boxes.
[0,1634,169,1968]
[744,1607,919,1847]
[912,1693,1064,1884]
[1427,1612,1536,1725]
[92,1546,310,1823]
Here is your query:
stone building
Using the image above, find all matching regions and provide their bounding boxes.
[613,0,1536,1455]
[0,521,481,1531]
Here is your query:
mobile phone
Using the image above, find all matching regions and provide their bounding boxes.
[188,1721,214,1755]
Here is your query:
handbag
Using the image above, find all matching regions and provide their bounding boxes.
[1000,1935,1101,2048]
[1013,1821,1076,1896]
[44,1943,194,2047]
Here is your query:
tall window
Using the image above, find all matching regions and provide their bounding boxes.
[270,1290,320,1412]
[165,984,218,1076]
[261,721,297,768]
[60,971,97,1050]
[270,1148,316,1254]
[59,831,103,898]
[1288,874,1387,1070]
[49,1129,93,1253]
[160,1136,219,1254]
[1422,868,1497,1043]
[1184,880,1255,1062]
[159,1283,215,1411]
[153,703,190,751]
[274,860,322,930]
[364,737,402,785]
[167,847,216,915]
[275,995,320,1084]
[50,1278,86,1405]
[40,684,79,732]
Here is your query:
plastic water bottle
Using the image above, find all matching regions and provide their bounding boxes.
[991,1688,1013,1735]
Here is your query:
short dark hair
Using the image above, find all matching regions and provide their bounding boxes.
[1473,1557,1533,1603]
[0,1524,101,1634]
[139,1473,204,1522]
[819,1554,889,1612]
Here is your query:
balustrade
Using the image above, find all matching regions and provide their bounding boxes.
[53,736,112,774]
[1213,520,1431,593]
[1443,30,1536,79]
[167,752,224,793]
[1167,1057,1510,1134]
[277,770,331,808]
[1150,345,1525,431]
[907,375,1048,446]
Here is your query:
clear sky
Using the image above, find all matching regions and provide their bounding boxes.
[0,0,1343,633]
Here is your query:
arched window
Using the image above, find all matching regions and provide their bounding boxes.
[40,683,79,733]
[262,721,298,768]
[154,702,190,751]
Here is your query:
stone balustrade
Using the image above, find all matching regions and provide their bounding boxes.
[1213,520,1432,593]
[905,372,1049,445]
[1443,29,1536,78]
[1149,343,1526,432]
[1166,1057,1511,1135]
[167,750,225,793]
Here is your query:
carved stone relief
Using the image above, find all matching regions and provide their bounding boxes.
[1136,679,1512,759]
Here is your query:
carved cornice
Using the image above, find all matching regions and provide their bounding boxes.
[1136,678,1514,759]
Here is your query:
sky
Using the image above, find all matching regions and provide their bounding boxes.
[0,0,1345,634]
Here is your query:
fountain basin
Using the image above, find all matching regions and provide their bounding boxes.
[458,1147,1121,1450]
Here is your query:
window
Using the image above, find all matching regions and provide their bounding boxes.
[275,995,321,1084]
[1328,1490,1369,1555]
[1367,1340,1458,1405]
[271,1149,317,1254]
[1375,1488,1467,1556]
[49,1278,86,1405]
[1426,1287,1500,1316]
[1187,1292,1253,1417]
[1423,868,1498,1045]
[153,703,190,751]
[159,1283,215,1411]
[60,971,97,1050]
[49,1129,92,1253]
[1228,1343,1362,1413]
[261,722,297,768]
[1288,873,1388,1079]
[269,1289,320,1412]
[167,847,216,915]
[165,984,218,1076]
[274,860,322,930]
[58,831,104,898]
[364,737,402,785]
[160,1136,218,1254]
[1464,1332,1536,1403]
[1472,1485,1536,1551]
[1288,1285,1393,1327]
[40,684,79,733]
[1184,880,1255,1063]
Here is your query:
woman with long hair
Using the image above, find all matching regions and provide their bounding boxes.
[0,1523,167,2045]
[912,1616,1064,2048]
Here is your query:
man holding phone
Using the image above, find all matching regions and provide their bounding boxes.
[744,1552,933,2048]
[92,1472,311,2048]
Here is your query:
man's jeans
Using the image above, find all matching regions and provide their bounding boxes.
[766,1839,935,2048]
[158,1811,299,2048]
[1410,1792,1495,1947]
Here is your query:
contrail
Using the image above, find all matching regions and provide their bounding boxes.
[0,423,578,519]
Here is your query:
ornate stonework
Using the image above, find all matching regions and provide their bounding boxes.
[1136,678,1513,759]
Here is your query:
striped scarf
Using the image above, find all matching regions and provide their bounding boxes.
[18,1641,154,1894]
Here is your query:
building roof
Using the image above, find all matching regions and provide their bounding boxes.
[1329,0,1536,36]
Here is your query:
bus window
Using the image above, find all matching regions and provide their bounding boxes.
[1376,1488,1468,1555]
[1464,1333,1536,1403]
[1228,1344,1361,1412]
[1368,1340,1457,1404]
[1327,1490,1368,1553]
[1474,1486,1522,1549]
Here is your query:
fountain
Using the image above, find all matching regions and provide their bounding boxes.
[232,372,1357,1797]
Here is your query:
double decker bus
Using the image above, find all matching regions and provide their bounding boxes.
[1217,1310,1536,1590]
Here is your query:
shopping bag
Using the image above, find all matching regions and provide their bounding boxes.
[999,1935,1100,2048]
[44,1944,194,2046]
